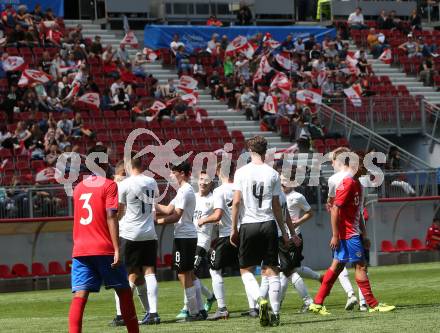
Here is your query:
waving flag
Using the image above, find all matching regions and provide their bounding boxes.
[225,35,248,55]
[77,93,100,111]
[296,89,322,105]
[181,92,199,106]
[121,31,139,48]
[177,75,198,93]
[143,47,158,61]
[344,84,363,107]
[149,101,167,113]
[23,69,52,84]
[263,95,278,114]
[275,52,293,71]
[240,42,256,59]
[379,48,392,64]
[2,56,25,71]
[270,72,291,95]
[35,167,56,183]
[317,70,328,86]
[260,55,273,74]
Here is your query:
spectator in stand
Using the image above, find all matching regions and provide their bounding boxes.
[38,112,49,134]
[377,10,387,30]
[1,5,16,28]
[367,28,386,59]
[0,124,14,149]
[347,7,367,30]
[7,23,26,46]
[31,4,44,24]
[324,42,339,59]
[207,33,220,54]
[235,54,250,81]
[57,112,73,138]
[21,89,39,113]
[39,51,52,74]
[399,34,421,58]
[175,45,191,73]
[220,35,229,51]
[387,146,401,170]
[113,87,130,109]
[240,86,257,120]
[294,37,306,55]
[207,15,223,27]
[115,43,129,65]
[383,10,400,30]
[170,34,185,56]
[410,8,422,30]
[44,123,56,150]
[102,45,118,77]
[357,50,371,75]
[44,8,56,21]
[133,52,149,77]
[309,43,322,60]
[3,84,19,123]
[71,113,95,138]
[90,35,103,56]
[85,76,100,93]
[236,4,252,25]
[419,36,438,58]
[193,60,207,88]
[101,88,115,111]
[14,121,32,149]
[223,56,234,78]
[419,55,435,86]
[110,76,125,97]
[173,99,188,121]
[426,218,440,250]
[45,143,60,165]
[68,24,84,44]
[16,5,32,29]
[47,89,70,112]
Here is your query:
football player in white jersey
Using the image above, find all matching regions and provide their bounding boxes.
[116,155,160,325]
[196,161,239,320]
[156,161,202,322]
[231,136,290,327]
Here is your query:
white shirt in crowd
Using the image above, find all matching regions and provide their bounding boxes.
[110,81,125,96]
[193,192,215,251]
[170,40,185,55]
[348,12,364,25]
[171,182,197,238]
[233,162,281,224]
[118,174,159,241]
[212,182,235,238]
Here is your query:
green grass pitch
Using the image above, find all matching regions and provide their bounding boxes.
[0,262,439,332]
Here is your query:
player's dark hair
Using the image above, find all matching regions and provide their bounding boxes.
[171,160,191,176]
[216,159,235,181]
[130,151,143,171]
[247,135,267,157]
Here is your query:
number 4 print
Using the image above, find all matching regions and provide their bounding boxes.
[252,182,264,208]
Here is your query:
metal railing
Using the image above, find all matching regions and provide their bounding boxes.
[420,99,440,153]
[317,103,433,170]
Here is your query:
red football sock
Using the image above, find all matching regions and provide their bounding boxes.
[68,296,87,333]
[356,278,379,308]
[314,268,339,305]
[117,288,139,333]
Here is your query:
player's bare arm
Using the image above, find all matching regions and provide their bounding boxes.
[106,209,121,268]
[155,203,174,216]
[292,210,313,229]
[285,211,301,247]
[157,207,183,225]
[198,208,223,226]
[272,195,289,246]
[330,205,340,250]
[230,190,241,247]
[117,203,126,222]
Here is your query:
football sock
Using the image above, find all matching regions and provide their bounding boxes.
[279,273,289,303]
[193,278,205,311]
[246,288,257,309]
[199,280,214,300]
[117,288,139,333]
[294,266,321,281]
[241,272,261,303]
[182,292,188,311]
[210,269,226,308]
[338,267,355,297]
[260,274,270,298]
[356,279,379,308]
[68,296,87,333]
[145,274,158,313]
[268,275,281,314]
[359,286,366,306]
[114,291,122,316]
[314,268,339,305]
[291,272,312,303]
[184,286,199,316]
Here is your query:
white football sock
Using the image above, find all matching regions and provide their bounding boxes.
[260,274,270,299]
[199,279,214,299]
[193,278,205,311]
[338,267,355,297]
[210,269,226,308]
[291,272,312,304]
[135,282,150,313]
[279,273,289,304]
[246,288,257,309]
[182,291,188,311]
[184,286,198,316]
[145,274,158,313]
[294,266,321,281]
[241,272,261,304]
[268,275,281,314]
[114,291,122,316]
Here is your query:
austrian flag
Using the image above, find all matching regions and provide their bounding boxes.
[379,49,392,64]
[149,101,167,113]
[296,89,322,105]
[121,31,139,48]
[177,75,198,93]
[225,35,248,55]
[77,93,100,111]
[263,95,278,114]
[2,56,25,72]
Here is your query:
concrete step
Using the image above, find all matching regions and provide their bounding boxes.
[407,87,437,92]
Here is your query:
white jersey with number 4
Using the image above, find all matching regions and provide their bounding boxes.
[194,192,214,251]
[118,174,159,241]
[233,162,281,224]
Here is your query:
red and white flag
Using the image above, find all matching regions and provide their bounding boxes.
[225,35,248,55]
[2,56,25,71]
[35,167,56,182]
[143,47,158,61]
[48,29,62,45]
[177,75,198,93]
[149,100,167,113]
[181,92,199,106]
[317,70,328,86]
[344,84,363,107]
[17,74,29,87]
[77,93,100,111]
[65,82,81,100]
[239,42,256,59]
[253,67,263,84]
[275,52,293,71]
[260,55,273,74]
[263,95,278,114]
[379,48,392,64]
[23,69,52,84]
[121,31,139,48]
[345,53,360,76]
[270,72,291,95]
[264,38,281,49]
[296,89,322,105]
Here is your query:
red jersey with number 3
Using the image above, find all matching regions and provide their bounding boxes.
[334,176,362,240]
[72,175,119,257]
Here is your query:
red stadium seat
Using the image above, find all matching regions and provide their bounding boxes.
[410,238,429,251]
[0,265,16,279]
[395,239,411,251]
[48,261,68,275]
[12,263,32,277]
[381,240,397,252]
[31,262,50,277]
[65,260,72,273]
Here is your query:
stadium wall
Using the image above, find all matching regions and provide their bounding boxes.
[0,201,436,270]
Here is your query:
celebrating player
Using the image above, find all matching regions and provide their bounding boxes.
[69,145,139,333]
[309,149,396,315]
[230,136,289,327]
[155,161,203,321]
